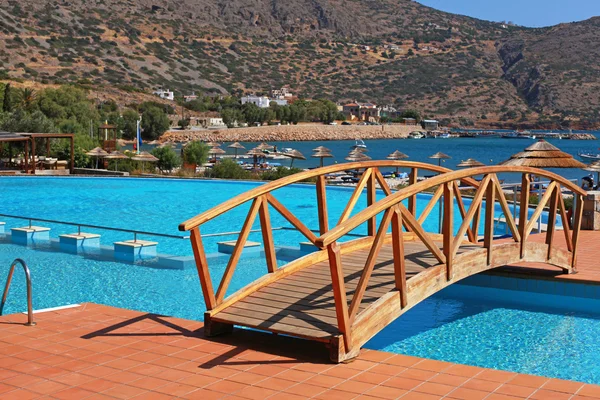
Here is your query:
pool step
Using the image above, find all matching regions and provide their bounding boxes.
[114,240,158,262]
[59,233,101,253]
[217,240,261,255]
[11,226,51,245]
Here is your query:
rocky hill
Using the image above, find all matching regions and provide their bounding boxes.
[0,0,599,128]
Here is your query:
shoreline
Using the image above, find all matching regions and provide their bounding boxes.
[159,124,416,143]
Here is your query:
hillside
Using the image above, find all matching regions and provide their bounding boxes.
[0,0,599,128]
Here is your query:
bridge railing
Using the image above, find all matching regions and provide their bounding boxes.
[315,166,586,352]
[179,161,479,311]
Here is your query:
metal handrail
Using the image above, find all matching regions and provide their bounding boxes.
[0,213,190,241]
[0,259,35,326]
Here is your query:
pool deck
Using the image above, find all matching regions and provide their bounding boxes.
[2,231,600,399]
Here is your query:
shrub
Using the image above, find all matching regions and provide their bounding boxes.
[206,159,249,179]
[151,146,181,173]
[183,140,209,165]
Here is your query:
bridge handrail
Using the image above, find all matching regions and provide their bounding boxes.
[316,165,586,247]
[178,160,478,231]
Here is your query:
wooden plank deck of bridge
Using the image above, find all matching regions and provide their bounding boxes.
[211,240,482,343]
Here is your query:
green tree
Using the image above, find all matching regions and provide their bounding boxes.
[400,109,421,122]
[221,108,242,128]
[141,106,170,140]
[0,109,55,133]
[206,158,249,179]
[183,140,209,165]
[2,83,11,113]
[120,109,139,139]
[151,146,181,173]
[18,88,36,111]
[177,118,190,129]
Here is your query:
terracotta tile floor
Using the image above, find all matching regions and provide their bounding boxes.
[2,231,600,399]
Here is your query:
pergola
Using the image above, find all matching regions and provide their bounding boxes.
[0,132,74,174]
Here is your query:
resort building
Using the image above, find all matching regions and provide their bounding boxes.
[241,95,288,108]
[343,102,381,122]
[183,93,198,102]
[379,104,400,119]
[270,86,293,99]
[422,119,440,130]
[152,88,175,101]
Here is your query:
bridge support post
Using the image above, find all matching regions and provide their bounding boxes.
[329,335,360,363]
[203,313,233,337]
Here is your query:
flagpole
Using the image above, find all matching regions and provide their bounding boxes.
[136,116,142,155]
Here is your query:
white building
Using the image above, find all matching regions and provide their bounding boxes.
[271,87,293,99]
[153,88,174,101]
[183,94,198,102]
[241,95,271,108]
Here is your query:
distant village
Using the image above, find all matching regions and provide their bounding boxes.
[151,86,439,131]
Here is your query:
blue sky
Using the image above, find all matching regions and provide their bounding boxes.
[417,0,600,27]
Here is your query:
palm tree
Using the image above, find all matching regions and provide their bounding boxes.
[18,88,36,110]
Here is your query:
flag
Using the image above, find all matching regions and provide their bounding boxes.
[136,118,142,154]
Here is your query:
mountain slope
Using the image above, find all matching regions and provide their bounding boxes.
[0,0,598,127]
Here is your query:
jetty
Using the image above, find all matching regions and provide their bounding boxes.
[179,161,585,362]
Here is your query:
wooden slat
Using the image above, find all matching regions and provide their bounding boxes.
[391,207,407,308]
[453,183,476,243]
[316,175,329,235]
[267,194,318,245]
[519,173,531,259]
[348,208,393,322]
[327,244,352,351]
[443,181,454,280]
[337,168,372,225]
[484,180,495,265]
[493,178,521,242]
[545,185,559,261]
[408,167,418,216]
[417,185,444,225]
[399,203,446,264]
[558,193,573,252]
[571,194,584,270]
[190,227,216,310]
[524,181,557,238]
[215,197,262,303]
[259,197,277,273]
[368,170,377,236]
[374,169,393,196]
[452,175,491,256]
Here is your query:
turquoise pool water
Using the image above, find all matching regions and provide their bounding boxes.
[367,276,600,384]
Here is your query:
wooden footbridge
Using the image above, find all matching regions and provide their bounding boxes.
[179,161,585,362]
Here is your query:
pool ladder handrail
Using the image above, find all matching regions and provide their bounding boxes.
[0,259,35,326]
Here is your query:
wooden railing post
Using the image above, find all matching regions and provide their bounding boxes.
[327,243,352,351]
[545,185,559,261]
[190,227,216,310]
[571,193,584,271]
[258,197,277,273]
[316,175,329,235]
[443,182,454,280]
[391,207,407,308]
[484,177,496,265]
[408,167,418,216]
[367,169,377,236]
[518,173,531,258]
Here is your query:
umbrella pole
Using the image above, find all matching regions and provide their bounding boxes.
[95,157,98,169]
[320,157,323,168]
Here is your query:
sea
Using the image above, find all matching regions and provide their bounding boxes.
[136,130,600,184]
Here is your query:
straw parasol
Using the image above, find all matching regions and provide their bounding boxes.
[104,150,129,171]
[283,149,306,168]
[210,146,226,162]
[313,145,331,153]
[131,151,159,172]
[387,150,409,174]
[206,141,220,147]
[499,140,586,168]
[228,142,246,159]
[345,149,372,162]
[457,158,485,168]
[86,147,109,169]
[429,151,451,167]
[584,160,600,185]
[246,147,266,170]
[312,149,333,168]
[256,142,275,151]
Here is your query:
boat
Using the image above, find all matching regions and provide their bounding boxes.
[439,133,452,139]
[408,131,425,139]
[500,132,530,139]
[578,150,600,161]
[352,139,367,149]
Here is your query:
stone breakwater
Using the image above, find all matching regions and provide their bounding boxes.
[160,124,416,143]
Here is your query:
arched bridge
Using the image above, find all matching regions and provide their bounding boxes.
[179,161,585,362]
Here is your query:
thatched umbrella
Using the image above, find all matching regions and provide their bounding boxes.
[86,147,109,169]
[313,145,331,153]
[312,149,333,168]
[345,150,372,162]
[246,148,265,170]
[387,150,409,174]
[104,150,129,171]
[210,146,226,162]
[283,149,306,168]
[228,142,246,159]
[131,151,158,172]
[584,160,600,186]
[256,142,274,151]
[457,158,485,168]
[206,141,220,147]
[429,151,451,167]
[500,140,586,168]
